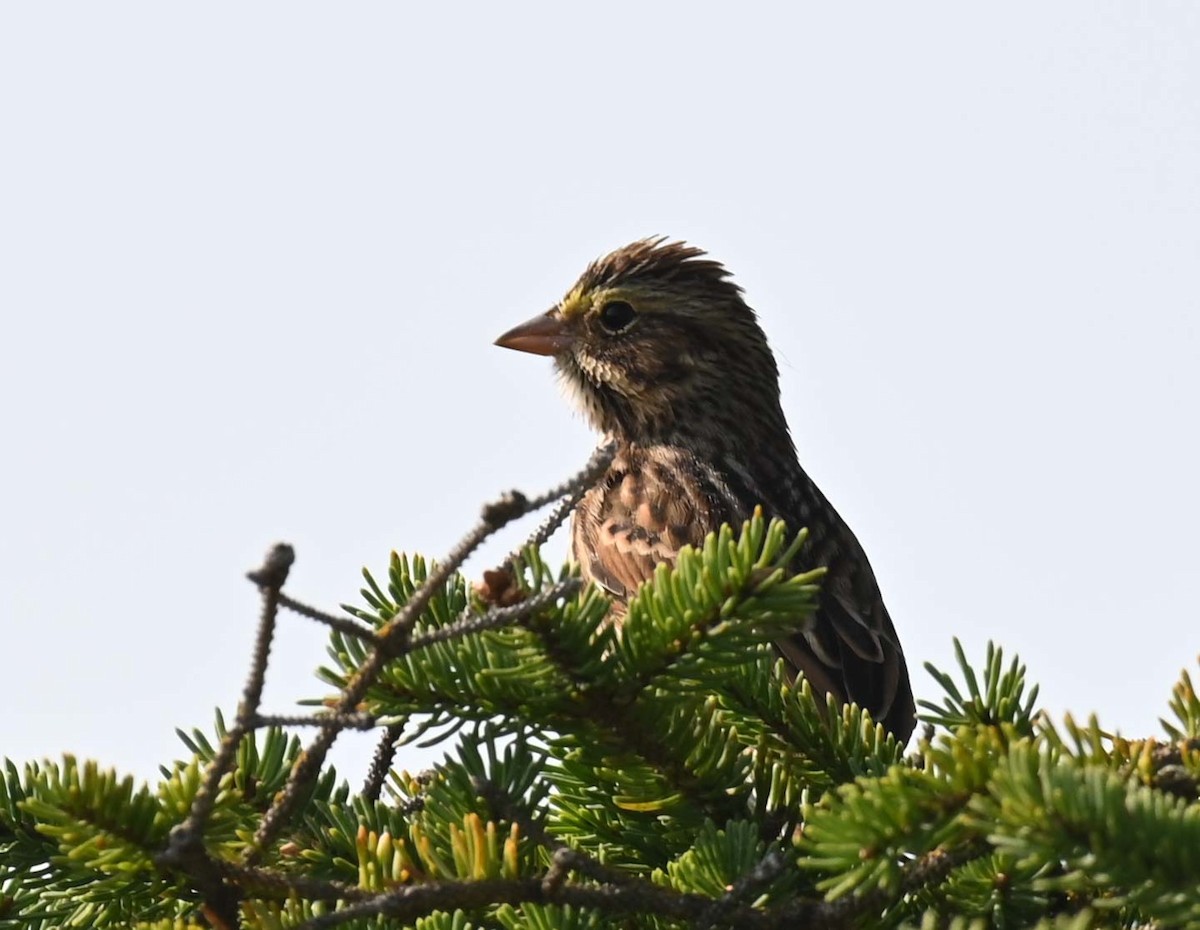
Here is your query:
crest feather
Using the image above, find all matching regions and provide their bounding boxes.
[574,237,743,302]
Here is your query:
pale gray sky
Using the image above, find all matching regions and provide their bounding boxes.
[3,3,1198,783]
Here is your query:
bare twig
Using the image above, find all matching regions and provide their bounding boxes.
[526,442,616,512]
[253,712,375,730]
[699,849,789,928]
[502,441,616,568]
[158,542,295,927]
[244,448,616,865]
[277,592,381,644]
[242,507,516,862]
[409,577,583,650]
[361,722,407,802]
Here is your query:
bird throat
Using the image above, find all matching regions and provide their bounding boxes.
[558,347,795,467]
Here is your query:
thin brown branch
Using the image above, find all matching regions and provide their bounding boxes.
[524,441,617,512]
[182,840,987,930]
[699,849,789,928]
[253,712,375,730]
[213,859,372,904]
[291,874,777,930]
[502,441,616,568]
[158,543,295,927]
[207,542,293,820]
[409,577,583,650]
[243,447,616,865]
[361,722,407,803]
[277,592,381,644]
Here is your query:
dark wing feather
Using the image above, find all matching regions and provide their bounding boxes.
[777,475,916,740]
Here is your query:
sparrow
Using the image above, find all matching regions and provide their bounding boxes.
[494,238,916,743]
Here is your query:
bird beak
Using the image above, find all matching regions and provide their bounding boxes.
[494,311,573,357]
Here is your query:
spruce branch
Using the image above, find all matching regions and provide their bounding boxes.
[158,542,294,927]
[290,873,779,930]
[245,446,616,865]
[475,776,635,888]
[1163,663,1200,741]
[357,443,613,806]
[8,444,1200,929]
[279,840,983,930]
[919,638,1040,736]
[782,840,990,926]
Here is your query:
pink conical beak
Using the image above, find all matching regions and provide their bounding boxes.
[494,312,573,357]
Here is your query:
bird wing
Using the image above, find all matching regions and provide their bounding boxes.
[572,448,916,741]
[774,479,916,739]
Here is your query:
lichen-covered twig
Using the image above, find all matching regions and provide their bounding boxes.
[158,542,295,927]
[245,445,616,865]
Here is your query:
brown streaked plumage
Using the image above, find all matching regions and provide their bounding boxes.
[495,237,916,742]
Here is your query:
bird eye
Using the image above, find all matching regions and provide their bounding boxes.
[598,300,636,333]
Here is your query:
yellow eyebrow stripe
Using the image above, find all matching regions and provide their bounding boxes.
[559,285,592,319]
[562,286,658,319]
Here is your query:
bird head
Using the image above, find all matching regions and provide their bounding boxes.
[495,237,789,448]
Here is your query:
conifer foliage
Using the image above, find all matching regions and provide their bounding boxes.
[2,450,1198,929]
